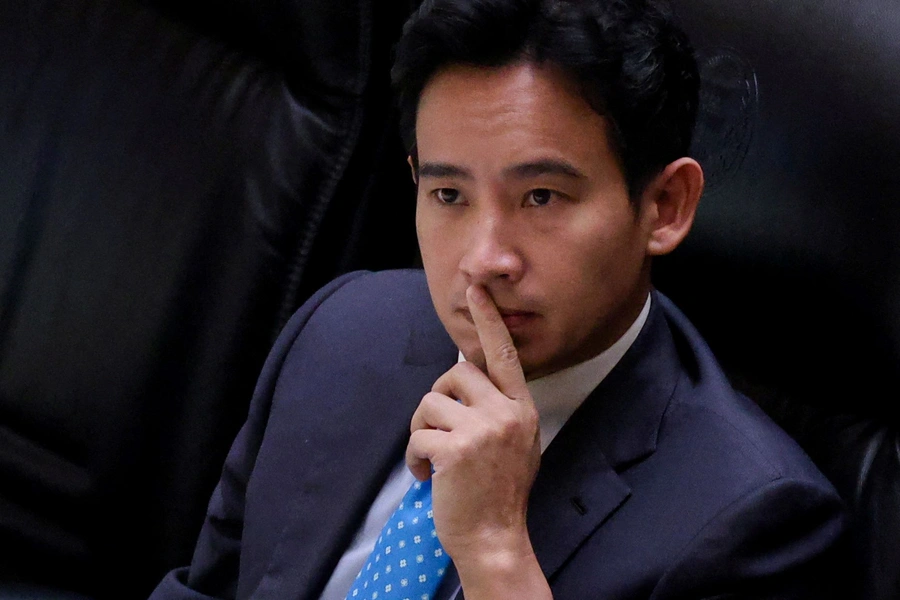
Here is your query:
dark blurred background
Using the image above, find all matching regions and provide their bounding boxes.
[0,0,897,598]
[0,0,419,595]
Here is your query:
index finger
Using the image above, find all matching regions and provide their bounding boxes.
[466,284,530,401]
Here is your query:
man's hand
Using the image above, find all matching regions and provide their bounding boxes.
[406,285,552,599]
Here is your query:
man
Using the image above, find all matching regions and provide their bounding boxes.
[150,0,846,598]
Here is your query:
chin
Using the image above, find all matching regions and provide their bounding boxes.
[450,330,481,362]
[520,357,551,380]
[512,345,552,378]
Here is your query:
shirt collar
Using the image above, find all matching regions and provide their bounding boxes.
[457,293,652,452]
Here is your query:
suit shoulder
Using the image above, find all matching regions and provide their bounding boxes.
[284,269,431,336]
[310,269,431,323]
[663,374,834,494]
[653,293,836,492]
[276,269,447,365]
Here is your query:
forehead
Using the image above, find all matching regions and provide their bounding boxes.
[415,62,613,167]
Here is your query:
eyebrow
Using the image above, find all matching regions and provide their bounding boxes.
[416,158,587,181]
[417,162,473,180]
[505,159,587,180]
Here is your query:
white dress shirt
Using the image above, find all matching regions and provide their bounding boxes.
[318,294,651,599]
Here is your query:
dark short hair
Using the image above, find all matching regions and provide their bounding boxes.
[391,0,699,199]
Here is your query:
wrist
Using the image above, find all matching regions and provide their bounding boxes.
[451,529,552,600]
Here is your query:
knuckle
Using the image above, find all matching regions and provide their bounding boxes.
[494,340,519,365]
[489,409,520,440]
[431,371,451,392]
[456,361,481,377]
[491,404,539,444]
[410,407,423,432]
[522,405,539,433]
[446,433,473,461]
[408,428,425,446]
[421,391,441,408]
[433,362,473,391]
[499,417,520,440]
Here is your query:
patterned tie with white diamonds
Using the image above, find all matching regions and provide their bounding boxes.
[346,478,451,600]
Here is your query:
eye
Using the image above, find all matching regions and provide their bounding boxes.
[433,188,461,204]
[525,188,555,206]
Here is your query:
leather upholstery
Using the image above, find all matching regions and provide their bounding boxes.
[2,0,896,598]
[657,1,900,598]
[0,0,418,596]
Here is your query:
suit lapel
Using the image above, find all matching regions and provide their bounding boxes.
[526,432,632,580]
[252,291,457,600]
[525,292,683,582]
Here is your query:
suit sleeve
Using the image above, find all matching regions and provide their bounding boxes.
[148,271,369,600]
[650,477,850,600]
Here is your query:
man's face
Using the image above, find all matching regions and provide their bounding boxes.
[415,62,658,380]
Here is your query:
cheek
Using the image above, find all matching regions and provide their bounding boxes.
[573,209,645,268]
[418,206,473,277]
[418,210,463,319]
[417,207,446,269]
[539,216,620,278]
[536,217,644,312]
[419,239,457,287]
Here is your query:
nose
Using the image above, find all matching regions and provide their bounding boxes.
[459,213,525,286]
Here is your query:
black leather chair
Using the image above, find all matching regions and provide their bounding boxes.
[0,0,418,597]
[2,0,897,598]
[656,1,900,598]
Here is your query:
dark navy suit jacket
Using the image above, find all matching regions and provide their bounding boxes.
[150,270,847,600]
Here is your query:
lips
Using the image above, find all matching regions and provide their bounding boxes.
[456,307,538,331]
[498,311,537,330]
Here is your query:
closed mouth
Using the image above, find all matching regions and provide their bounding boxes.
[456,307,538,328]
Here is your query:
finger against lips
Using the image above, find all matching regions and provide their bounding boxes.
[466,285,529,400]
[411,392,469,432]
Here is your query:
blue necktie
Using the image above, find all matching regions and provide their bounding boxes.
[346,478,451,600]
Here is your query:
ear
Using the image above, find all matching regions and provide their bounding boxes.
[407,155,418,185]
[641,157,704,256]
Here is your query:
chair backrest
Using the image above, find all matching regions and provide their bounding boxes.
[0,0,418,596]
[655,1,900,598]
